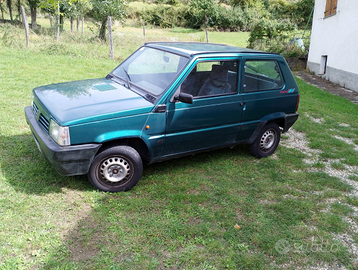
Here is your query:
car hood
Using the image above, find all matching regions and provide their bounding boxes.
[33,78,154,125]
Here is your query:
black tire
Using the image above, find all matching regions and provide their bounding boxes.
[88,145,143,192]
[249,123,281,158]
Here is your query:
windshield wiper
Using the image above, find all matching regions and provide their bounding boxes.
[122,67,132,90]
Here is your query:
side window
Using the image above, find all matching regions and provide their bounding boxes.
[243,60,284,92]
[180,60,238,97]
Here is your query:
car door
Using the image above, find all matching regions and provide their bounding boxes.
[239,57,297,140]
[163,59,244,156]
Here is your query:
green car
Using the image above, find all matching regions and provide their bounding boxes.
[25,42,299,192]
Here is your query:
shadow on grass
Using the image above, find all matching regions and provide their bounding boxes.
[0,132,252,195]
[0,133,92,194]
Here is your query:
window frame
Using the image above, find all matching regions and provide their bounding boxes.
[243,59,284,93]
[178,59,240,100]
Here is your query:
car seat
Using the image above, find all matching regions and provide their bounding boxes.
[198,65,231,96]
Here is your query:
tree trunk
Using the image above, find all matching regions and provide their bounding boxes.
[49,15,52,30]
[30,6,37,29]
[70,17,73,32]
[76,16,79,31]
[0,1,4,20]
[99,18,107,41]
[6,0,13,21]
[17,0,21,22]
[60,13,64,31]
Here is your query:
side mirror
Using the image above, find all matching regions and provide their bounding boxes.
[174,92,193,104]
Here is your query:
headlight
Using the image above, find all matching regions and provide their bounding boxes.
[49,120,71,146]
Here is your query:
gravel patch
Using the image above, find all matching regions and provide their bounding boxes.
[281,129,322,162]
[281,128,358,268]
[333,135,358,151]
[305,113,325,124]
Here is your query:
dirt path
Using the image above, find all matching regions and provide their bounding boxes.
[295,71,358,104]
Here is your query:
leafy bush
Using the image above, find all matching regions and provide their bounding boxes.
[128,4,188,28]
[129,1,265,31]
[266,0,314,27]
[248,18,307,57]
[127,0,313,35]
[248,18,296,44]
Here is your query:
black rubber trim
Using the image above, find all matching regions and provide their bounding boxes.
[247,121,267,144]
[25,106,102,176]
[283,113,299,133]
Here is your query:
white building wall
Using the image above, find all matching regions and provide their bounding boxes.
[307,0,358,92]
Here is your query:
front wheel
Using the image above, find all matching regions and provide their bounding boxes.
[249,123,281,158]
[88,145,143,192]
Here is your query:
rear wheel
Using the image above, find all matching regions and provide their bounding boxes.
[249,123,281,158]
[88,146,143,192]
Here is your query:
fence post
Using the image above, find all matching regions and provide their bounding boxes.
[21,6,29,47]
[142,19,145,40]
[108,16,114,59]
[205,15,209,43]
[56,3,60,42]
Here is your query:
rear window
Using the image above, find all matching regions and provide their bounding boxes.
[243,60,284,92]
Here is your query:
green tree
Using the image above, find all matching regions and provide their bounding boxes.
[28,0,40,29]
[266,0,314,27]
[40,0,81,39]
[61,0,80,31]
[294,0,314,27]
[230,0,261,8]
[90,0,127,41]
[187,0,218,28]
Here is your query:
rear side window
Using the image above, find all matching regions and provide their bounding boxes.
[244,60,284,92]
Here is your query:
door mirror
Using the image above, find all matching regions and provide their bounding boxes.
[175,92,193,104]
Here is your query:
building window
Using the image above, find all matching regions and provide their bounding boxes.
[324,0,338,17]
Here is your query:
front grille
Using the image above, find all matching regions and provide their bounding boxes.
[32,102,50,133]
[39,114,50,132]
[32,102,39,115]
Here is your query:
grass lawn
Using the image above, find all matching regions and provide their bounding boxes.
[1,22,358,269]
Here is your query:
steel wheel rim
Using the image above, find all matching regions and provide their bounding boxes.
[99,156,131,183]
[259,128,276,152]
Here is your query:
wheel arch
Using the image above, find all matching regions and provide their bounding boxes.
[96,137,151,163]
[247,114,286,144]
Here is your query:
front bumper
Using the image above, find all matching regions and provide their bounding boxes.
[25,106,101,176]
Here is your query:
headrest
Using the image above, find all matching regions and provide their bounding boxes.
[211,65,228,83]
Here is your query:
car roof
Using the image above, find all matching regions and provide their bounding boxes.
[144,42,277,57]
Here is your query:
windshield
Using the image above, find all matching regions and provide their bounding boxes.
[111,47,189,96]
